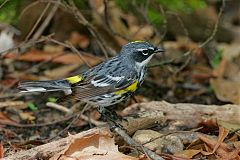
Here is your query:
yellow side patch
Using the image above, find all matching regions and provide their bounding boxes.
[115,80,138,95]
[66,75,83,84]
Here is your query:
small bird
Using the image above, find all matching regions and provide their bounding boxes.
[19,41,164,107]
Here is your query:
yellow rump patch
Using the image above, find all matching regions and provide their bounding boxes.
[115,80,138,95]
[66,75,83,84]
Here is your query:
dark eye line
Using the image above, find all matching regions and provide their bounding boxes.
[143,50,148,54]
[136,48,155,56]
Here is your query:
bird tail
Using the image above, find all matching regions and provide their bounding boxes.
[18,79,72,94]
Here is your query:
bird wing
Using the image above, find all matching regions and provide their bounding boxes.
[66,70,138,100]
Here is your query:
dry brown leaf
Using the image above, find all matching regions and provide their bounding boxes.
[212,59,226,78]
[0,101,27,109]
[223,61,240,82]
[51,128,138,160]
[0,143,3,159]
[191,65,213,82]
[130,25,154,40]
[198,134,229,157]
[43,44,65,53]
[217,120,240,131]
[212,126,229,153]
[174,149,201,159]
[210,78,240,104]
[5,49,61,61]
[219,43,240,61]
[19,112,35,121]
[53,53,101,65]
[5,49,102,65]
[68,32,90,48]
[224,148,240,160]
[0,112,18,126]
[44,64,81,79]
[198,127,231,159]
[233,141,240,149]
[211,44,240,104]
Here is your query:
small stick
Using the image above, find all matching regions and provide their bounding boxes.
[113,125,164,160]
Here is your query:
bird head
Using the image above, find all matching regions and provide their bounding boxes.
[120,41,164,68]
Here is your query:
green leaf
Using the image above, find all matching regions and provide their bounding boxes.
[147,8,164,26]
[27,102,38,111]
[115,0,129,12]
[48,97,58,103]
[187,0,206,10]
[210,49,223,68]
[208,85,214,93]
[156,0,206,12]
[0,0,18,24]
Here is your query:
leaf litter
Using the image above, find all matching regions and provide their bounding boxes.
[1,1,240,160]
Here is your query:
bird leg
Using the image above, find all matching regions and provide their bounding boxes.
[97,106,123,129]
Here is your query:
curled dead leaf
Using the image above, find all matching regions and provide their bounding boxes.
[51,128,138,160]
[174,149,201,159]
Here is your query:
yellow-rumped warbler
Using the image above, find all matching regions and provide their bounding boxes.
[19,41,164,107]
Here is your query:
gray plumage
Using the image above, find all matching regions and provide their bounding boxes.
[19,41,164,107]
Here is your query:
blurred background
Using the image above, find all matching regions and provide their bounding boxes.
[1,0,240,156]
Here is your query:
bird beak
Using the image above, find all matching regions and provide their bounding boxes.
[154,48,165,53]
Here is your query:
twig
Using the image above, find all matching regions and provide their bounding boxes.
[0,34,54,57]
[198,0,225,48]
[103,0,131,41]
[1,34,100,93]
[32,0,60,40]
[113,126,164,160]
[66,41,92,67]
[48,104,89,141]
[49,39,105,62]
[46,102,71,113]
[229,128,240,135]
[45,37,92,67]
[174,53,192,75]
[150,0,225,68]
[65,0,112,58]
[0,36,67,94]
[25,2,51,40]
[166,11,190,42]
[80,114,106,126]
[158,5,168,46]
[2,113,76,127]
[46,102,106,126]
[0,0,9,9]
[138,4,162,42]
[147,50,191,68]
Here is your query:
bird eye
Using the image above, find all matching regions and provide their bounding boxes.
[148,48,154,54]
[142,50,148,56]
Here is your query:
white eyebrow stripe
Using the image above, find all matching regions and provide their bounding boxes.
[136,48,147,51]
[149,47,154,50]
